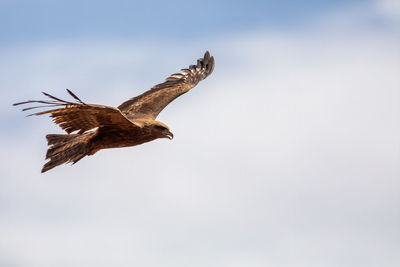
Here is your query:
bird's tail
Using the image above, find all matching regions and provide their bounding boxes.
[42,132,96,173]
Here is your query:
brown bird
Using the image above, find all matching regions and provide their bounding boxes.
[14,51,214,173]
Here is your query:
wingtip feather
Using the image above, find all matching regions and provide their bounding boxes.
[203,51,210,64]
[66,89,85,104]
[209,56,215,74]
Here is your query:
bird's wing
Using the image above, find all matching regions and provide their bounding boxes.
[118,51,215,120]
[14,89,141,134]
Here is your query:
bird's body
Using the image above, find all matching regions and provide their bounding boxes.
[14,51,214,172]
[88,120,171,152]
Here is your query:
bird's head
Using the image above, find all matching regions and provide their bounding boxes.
[152,121,174,140]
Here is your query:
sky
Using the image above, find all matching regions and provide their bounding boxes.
[1,0,400,267]
[0,0,371,42]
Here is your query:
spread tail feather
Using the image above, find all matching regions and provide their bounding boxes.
[42,132,95,173]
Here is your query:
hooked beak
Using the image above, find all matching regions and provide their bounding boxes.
[165,131,174,140]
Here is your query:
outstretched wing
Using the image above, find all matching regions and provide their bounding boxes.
[118,51,215,119]
[14,89,140,134]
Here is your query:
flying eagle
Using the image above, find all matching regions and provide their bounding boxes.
[14,51,214,173]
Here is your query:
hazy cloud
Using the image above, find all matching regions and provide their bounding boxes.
[1,2,399,267]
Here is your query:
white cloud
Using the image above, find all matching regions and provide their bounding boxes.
[1,3,400,267]
[375,0,400,21]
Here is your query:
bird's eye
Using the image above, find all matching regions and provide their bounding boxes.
[155,125,166,131]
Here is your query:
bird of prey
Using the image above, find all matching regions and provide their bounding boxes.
[14,51,214,173]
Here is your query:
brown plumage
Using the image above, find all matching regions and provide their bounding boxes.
[14,51,215,172]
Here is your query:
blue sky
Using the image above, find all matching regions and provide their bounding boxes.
[1,1,400,267]
[1,0,370,43]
